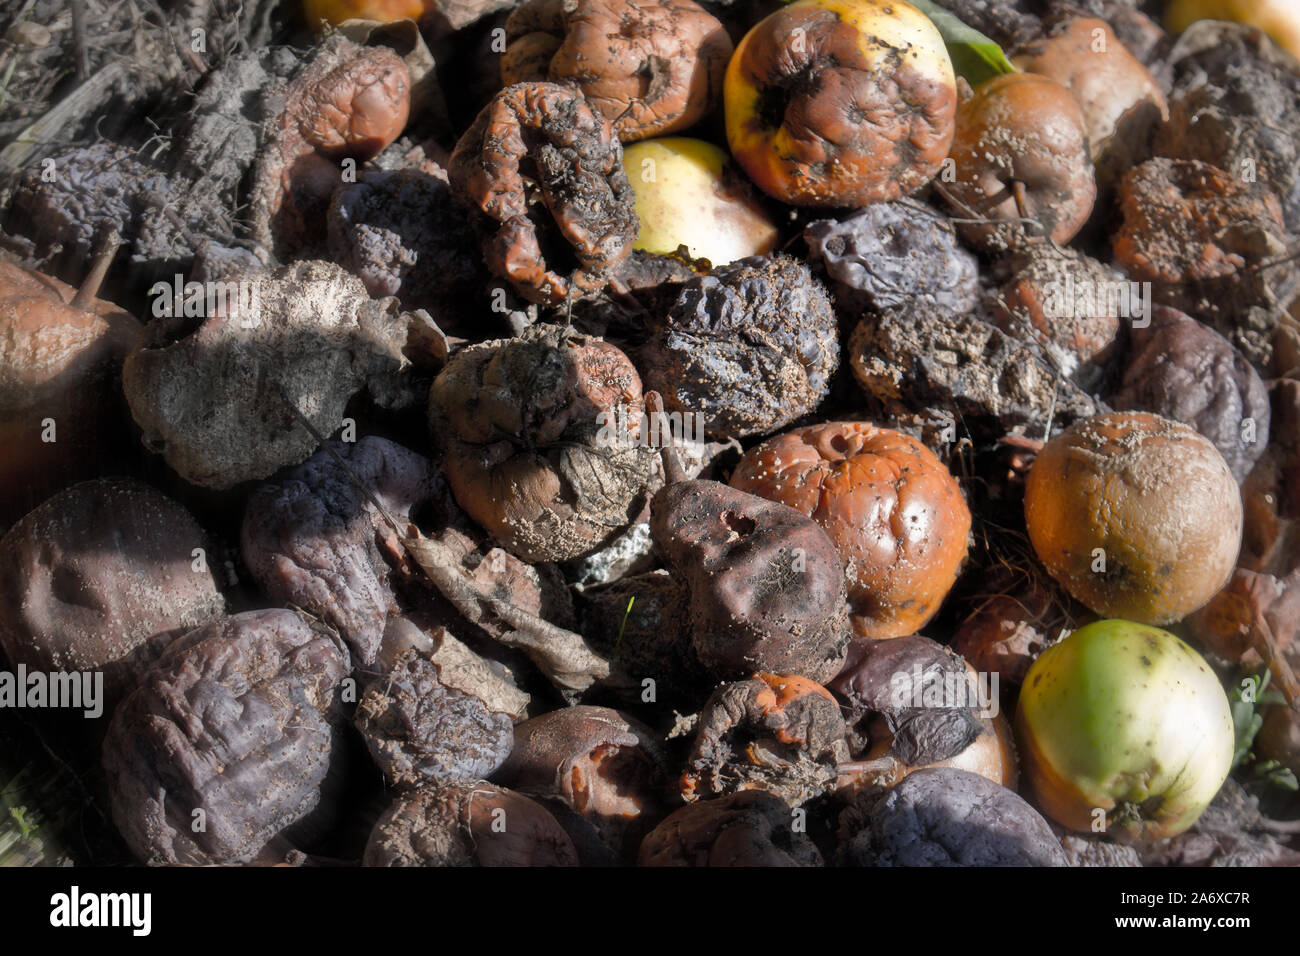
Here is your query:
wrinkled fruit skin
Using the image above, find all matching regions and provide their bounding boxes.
[830,636,984,768]
[731,422,971,639]
[13,142,228,277]
[638,254,839,440]
[0,480,224,704]
[651,478,850,682]
[848,305,1103,440]
[838,767,1067,866]
[502,0,733,142]
[1155,19,1300,231]
[252,37,411,255]
[1109,306,1270,483]
[1114,158,1289,288]
[987,244,1124,390]
[327,168,487,328]
[1024,412,1242,624]
[638,790,824,866]
[363,782,579,866]
[448,82,639,305]
[943,72,1096,252]
[102,609,349,865]
[682,674,848,807]
[725,0,956,207]
[1015,620,1235,843]
[123,260,412,489]
[494,705,669,855]
[242,437,435,666]
[355,650,514,790]
[804,202,979,315]
[429,324,654,562]
[1112,157,1294,366]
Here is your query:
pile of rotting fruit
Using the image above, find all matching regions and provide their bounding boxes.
[1,0,1300,868]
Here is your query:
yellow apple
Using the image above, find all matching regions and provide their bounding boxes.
[1166,0,1300,60]
[622,137,779,266]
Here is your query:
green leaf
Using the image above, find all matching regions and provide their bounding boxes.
[907,0,1018,87]
[1252,760,1299,792]
[1230,670,1267,769]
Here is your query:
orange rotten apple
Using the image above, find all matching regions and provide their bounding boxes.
[941,71,1096,252]
[303,0,426,28]
[730,421,971,639]
[724,0,957,207]
[1024,411,1242,625]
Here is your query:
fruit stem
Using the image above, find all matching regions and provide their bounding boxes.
[70,225,120,311]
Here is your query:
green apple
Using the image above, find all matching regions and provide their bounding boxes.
[622,137,779,266]
[1015,619,1234,843]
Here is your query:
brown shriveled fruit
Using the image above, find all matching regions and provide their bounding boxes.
[1024,411,1243,624]
[428,324,654,563]
[123,260,414,489]
[1155,20,1300,233]
[1112,157,1294,367]
[0,261,141,525]
[637,790,824,866]
[326,167,488,334]
[723,0,957,208]
[248,36,411,256]
[448,81,639,305]
[354,618,515,791]
[730,422,971,640]
[829,636,1015,793]
[363,782,579,866]
[1108,305,1270,484]
[102,609,348,865]
[0,479,225,704]
[681,674,849,807]
[636,254,839,440]
[837,766,1068,866]
[987,244,1124,390]
[493,705,669,857]
[848,304,1105,442]
[1184,568,1299,666]
[241,436,436,666]
[1014,17,1168,191]
[650,462,851,683]
[501,0,733,142]
[941,72,1096,253]
[804,201,979,316]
